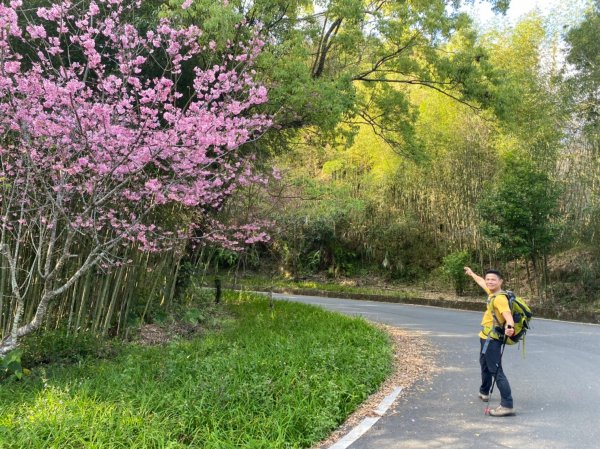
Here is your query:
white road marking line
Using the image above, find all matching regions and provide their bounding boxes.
[327,387,403,449]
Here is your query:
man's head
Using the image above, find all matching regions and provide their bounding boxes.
[484,269,503,293]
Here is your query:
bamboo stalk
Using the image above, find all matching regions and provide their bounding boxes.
[0,255,7,336]
[116,263,137,338]
[102,263,126,336]
[74,268,93,335]
[66,265,82,335]
[140,257,166,325]
[92,275,111,334]
[165,255,182,307]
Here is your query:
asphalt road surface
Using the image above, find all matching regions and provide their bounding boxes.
[274,293,600,449]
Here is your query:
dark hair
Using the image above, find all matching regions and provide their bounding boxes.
[484,269,503,280]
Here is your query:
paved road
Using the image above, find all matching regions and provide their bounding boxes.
[274,293,600,449]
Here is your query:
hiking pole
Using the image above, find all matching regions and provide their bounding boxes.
[484,336,507,416]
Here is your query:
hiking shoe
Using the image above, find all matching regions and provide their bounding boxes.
[488,406,515,417]
[478,393,489,402]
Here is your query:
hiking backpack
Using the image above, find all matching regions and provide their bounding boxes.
[491,290,532,345]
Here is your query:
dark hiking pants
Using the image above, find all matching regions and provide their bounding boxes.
[479,337,513,408]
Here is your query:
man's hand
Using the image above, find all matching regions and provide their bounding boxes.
[464,266,488,292]
[505,326,515,337]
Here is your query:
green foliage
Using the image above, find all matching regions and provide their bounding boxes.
[565,1,600,130]
[0,293,392,449]
[177,283,219,325]
[158,0,513,151]
[558,2,600,251]
[273,212,344,276]
[442,251,471,295]
[1,350,24,381]
[69,0,592,306]
[477,152,560,262]
[245,8,588,297]
[212,247,240,269]
[19,331,115,368]
[369,218,443,281]
[182,307,206,325]
[179,281,216,305]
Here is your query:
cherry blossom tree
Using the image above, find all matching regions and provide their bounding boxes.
[0,0,270,355]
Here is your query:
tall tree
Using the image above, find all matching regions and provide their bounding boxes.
[560,1,600,243]
[477,152,560,292]
[565,0,600,133]
[0,0,269,355]
[164,0,511,153]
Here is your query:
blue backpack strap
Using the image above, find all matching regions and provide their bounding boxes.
[482,333,492,354]
[482,329,508,354]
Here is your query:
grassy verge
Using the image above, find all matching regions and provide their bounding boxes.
[0,291,393,449]
[223,273,416,299]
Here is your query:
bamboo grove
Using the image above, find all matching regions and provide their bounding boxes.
[0,245,181,339]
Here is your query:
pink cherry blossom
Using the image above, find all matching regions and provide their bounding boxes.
[0,0,271,355]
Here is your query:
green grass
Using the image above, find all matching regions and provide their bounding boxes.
[0,291,393,449]
[226,274,414,299]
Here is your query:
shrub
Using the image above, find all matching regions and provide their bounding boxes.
[0,350,24,381]
[442,250,471,295]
